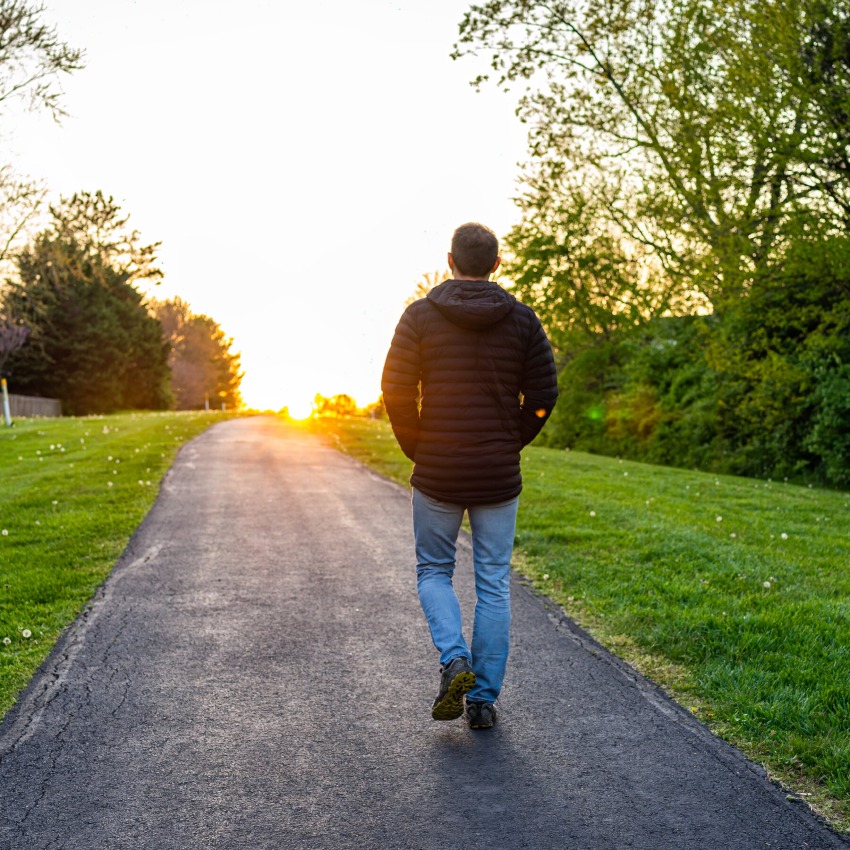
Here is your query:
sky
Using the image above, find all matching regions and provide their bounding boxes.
[8,0,530,414]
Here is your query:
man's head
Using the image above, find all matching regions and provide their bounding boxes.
[448,222,501,280]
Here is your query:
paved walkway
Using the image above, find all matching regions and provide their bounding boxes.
[0,417,846,849]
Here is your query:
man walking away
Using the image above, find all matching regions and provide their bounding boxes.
[381,222,558,729]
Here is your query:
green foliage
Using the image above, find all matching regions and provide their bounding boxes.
[0,411,232,719]
[2,192,172,414]
[806,365,850,485]
[528,233,850,487]
[151,297,243,410]
[318,415,850,828]
[457,0,850,302]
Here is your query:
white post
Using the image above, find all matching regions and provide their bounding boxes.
[1,378,11,427]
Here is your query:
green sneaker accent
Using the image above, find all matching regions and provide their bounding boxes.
[431,657,476,721]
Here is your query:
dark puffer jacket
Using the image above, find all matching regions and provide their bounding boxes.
[381,279,558,505]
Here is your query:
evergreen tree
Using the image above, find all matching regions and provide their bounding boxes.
[3,192,172,414]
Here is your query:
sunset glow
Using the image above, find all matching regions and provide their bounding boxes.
[7,0,529,412]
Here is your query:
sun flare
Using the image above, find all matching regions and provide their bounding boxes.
[286,399,314,420]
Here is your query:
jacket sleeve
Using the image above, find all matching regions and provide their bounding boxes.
[381,305,422,461]
[519,315,559,448]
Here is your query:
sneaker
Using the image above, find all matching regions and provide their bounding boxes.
[431,657,476,721]
[466,701,497,729]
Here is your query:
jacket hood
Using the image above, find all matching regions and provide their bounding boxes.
[426,279,516,330]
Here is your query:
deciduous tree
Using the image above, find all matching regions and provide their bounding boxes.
[151,297,242,410]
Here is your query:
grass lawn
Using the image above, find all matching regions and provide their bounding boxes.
[0,410,234,720]
[306,415,850,831]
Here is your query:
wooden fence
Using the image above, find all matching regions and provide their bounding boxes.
[8,393,62,418]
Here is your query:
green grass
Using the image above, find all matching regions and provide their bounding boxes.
[306,415,850,830]
[0,410,234,719]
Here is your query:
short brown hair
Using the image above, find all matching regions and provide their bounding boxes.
[451,222,499,278]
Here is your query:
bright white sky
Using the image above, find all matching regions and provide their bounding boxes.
[8,0,529,414]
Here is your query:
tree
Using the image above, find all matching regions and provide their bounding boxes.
[312,393,358,417]
[0,1,84,270]
[150,297,243,410]
[0,0,84,120]
[454,0,850,307]
[405,269,451,306]
[2,192,172,414]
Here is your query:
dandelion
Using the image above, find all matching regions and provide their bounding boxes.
[52,500,58,505]
[2,637,9,645]
[18,456,22,460]
[716,516,723,522]
[763,581,771,589]
[623,471,629,477]
[730,532,736,538]
[107,482,113,488]
[1,529,7,536]
[542,573,550,580]
[781,533,788,540]
[590,510,596,517]
[22,629,31,639]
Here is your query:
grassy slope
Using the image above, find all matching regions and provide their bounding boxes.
[0,411,233,718]
[307,415,850,830]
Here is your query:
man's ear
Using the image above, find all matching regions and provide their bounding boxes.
[447,252,455,272]
[491,256,502,273]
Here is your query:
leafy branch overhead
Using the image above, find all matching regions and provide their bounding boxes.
[455,0,850,305]
[0,0,84,120]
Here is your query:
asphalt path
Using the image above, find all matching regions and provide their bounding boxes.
[0,416,847,850]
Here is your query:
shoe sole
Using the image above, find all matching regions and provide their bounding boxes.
[431,671,476,721]
[468,714,496,730]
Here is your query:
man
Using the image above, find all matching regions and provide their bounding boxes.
[381,222,558,729]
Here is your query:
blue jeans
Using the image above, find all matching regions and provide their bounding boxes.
[412,487,519,704]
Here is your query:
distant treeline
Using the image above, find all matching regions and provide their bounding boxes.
[0,192,242,416]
